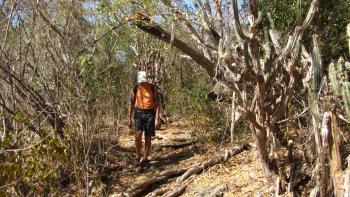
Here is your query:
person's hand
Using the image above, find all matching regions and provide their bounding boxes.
[155,117,160,130]
[128,118,132,128]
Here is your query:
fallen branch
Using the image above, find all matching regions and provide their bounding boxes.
[177,167,202,183]
[177,145,248,182]
[121,169,188,197]
[161,176,194,197]
[120,144,249,197]
[122,176,168,197]
[161,183,188,197]
[134,21,216,76]
[156,169,189,177]
[161,141,193,149]
[145,188,169,197]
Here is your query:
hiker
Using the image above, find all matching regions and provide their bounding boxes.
[127,71,160,165]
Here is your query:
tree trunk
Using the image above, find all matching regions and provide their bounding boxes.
[230,91,236,143]
[254,126,278,182]
[330,112,344,196]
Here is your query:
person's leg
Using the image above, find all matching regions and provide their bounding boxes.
[135,131,143,161]
[144,136,151,160]
[144,110,155,160]
[134,109,144,162]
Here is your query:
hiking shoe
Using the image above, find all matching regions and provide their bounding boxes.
[139,157,147,164]
[139,157,150,168]
[132,157,142,167]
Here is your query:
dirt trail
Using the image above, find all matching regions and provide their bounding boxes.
[108,121,272,197]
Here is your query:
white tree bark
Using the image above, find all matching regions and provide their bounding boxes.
[230,91,236,143]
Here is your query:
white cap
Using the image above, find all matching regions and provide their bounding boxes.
[137,71,147,83]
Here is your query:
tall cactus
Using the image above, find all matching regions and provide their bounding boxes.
[310,35,322,157]
[328,24,350,117]
[348,24,350,54]
[312,35,322,96]
[309,35,322,118]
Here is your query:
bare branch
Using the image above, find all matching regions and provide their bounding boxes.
[297,0,303,26]
[135,22,216,76]
[77,23,125,56]
[1,0,17,52]
[193,0,220,44]
[37,8,64,39]
[215,0,225,36]
[301,0,319,30]
[267,13,281,53]
[281,0,319,58]
[175,11,218,50]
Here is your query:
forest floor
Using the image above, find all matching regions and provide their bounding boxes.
[98,121,273,197]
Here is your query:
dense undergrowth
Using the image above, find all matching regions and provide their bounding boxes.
[1,0,350,196]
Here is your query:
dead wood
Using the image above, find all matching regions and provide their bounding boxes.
[156,169,188,177]
[121,169,188,197]
[121,144,248,197]
[160,141,193,149]
[177,166,203,182]
[177,145,248,182]
[145,188,169,197]
[122,176,168,197]
[161,184,188,197]
[162,177,195,197]
[135,23,216,77]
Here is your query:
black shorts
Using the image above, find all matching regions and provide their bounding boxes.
[134,108,155,137]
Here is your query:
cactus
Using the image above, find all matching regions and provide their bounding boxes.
[328,24,350,116]
[329,62,339,94]
[312,35,322,96]
[232,0,248,41]
[308,35,322,117]
[347,24,350,54]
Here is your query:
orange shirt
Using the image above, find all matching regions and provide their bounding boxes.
[130,83,159,109]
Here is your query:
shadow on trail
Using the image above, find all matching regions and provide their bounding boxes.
[149,147,194,171]
[100,143,194,196]
[133,147,195,196]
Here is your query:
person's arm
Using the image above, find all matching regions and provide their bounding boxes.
[154,87,161,129]
[128,103,134,128]
[128,90,135,128]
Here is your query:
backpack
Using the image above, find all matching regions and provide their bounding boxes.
[132,83,156,104]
